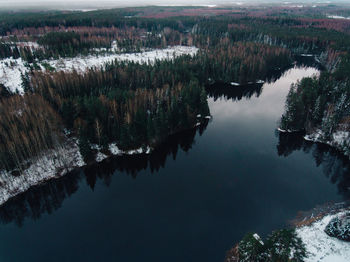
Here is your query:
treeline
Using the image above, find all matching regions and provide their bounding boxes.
[0,54,210,167]
[2,27,189,60]
[226,229,306,262]
[3,11,350,63]
[0,9,186,35]
[198,41,292,84]
[1,8,349,172]
[0,42,22,59]
[0,41,42,62]
[0,17,298,171]
[30,58,209,155]
[280,55,350,153]
[0,94,62,171]
[0,124,208,226]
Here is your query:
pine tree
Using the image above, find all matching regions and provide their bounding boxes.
[78,131,92,163]
[21,72,31,93]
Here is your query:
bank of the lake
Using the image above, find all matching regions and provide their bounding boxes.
[1,66,350,262]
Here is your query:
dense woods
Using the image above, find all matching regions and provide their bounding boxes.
[280,55,350,153]
[0,5,349,171]
[226,230,306,262]
[0,94,62,170]
[1,6,350,262]
[0,53,210,168]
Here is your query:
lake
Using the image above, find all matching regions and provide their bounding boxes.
[0,66,349,262]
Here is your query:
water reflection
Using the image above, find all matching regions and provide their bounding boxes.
[0,122,209,226]
[277,131,350,198]
[0,63,348,262]
[206,82,263,101]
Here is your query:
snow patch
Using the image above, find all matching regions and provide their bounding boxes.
[0,58,27,93]
[44,45,198,74]
[108,143,152,156]
[0,140,84,206]
[0,46,199,93]
[253,233,264,245]
[327,15,350,20]
[304,130,349,157]
[0,139,154,206]
[108,143,122,155]
[297,211,350,262]
[95,152,107,162]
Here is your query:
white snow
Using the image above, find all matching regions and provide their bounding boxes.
[126,147,144,155]
[95,151,107,162]
[277,127,300,133]
[0,139,84,206]
[0,58,27,93]
[16,41,41,50]
[44,45,198,74]
[0,45,199,93]
[277,127,287,133]
[0,139,154,206]
[253,233,265,245]
[108,143,122,155]
[332,131,349,146]
[304,130,349,157]
[327,15,350,20]
[108,143,152,156]
[296,211,350,262]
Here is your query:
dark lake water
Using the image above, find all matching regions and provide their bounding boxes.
[1,66,350,262]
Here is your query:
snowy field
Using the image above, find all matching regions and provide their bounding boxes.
[0,45,199,93]
[297,211,350,262]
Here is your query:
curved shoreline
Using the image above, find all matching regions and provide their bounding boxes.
[0,118,211,207]
[226,204,350,262]
[277,127,350,160]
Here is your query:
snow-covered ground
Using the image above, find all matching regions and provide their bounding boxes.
[297,211,350,262]
[108,143,151,156]
[0,45,198,94]
[0,58,27,93]
[304,130,350,157]
[0,140,152,206]
[46,45,198,72]
[327,15,350,20]
[0,140,85,206]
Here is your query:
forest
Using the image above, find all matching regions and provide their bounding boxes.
[1,5,350,262]
[280,53,350,155]
[0,5,349,174]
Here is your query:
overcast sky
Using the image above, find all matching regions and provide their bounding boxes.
[0,0,346,10]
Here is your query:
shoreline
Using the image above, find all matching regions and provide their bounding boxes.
[226,202,350,262]
[277,127,350,160]
[0,117,211,207]
[296,207,350,262]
